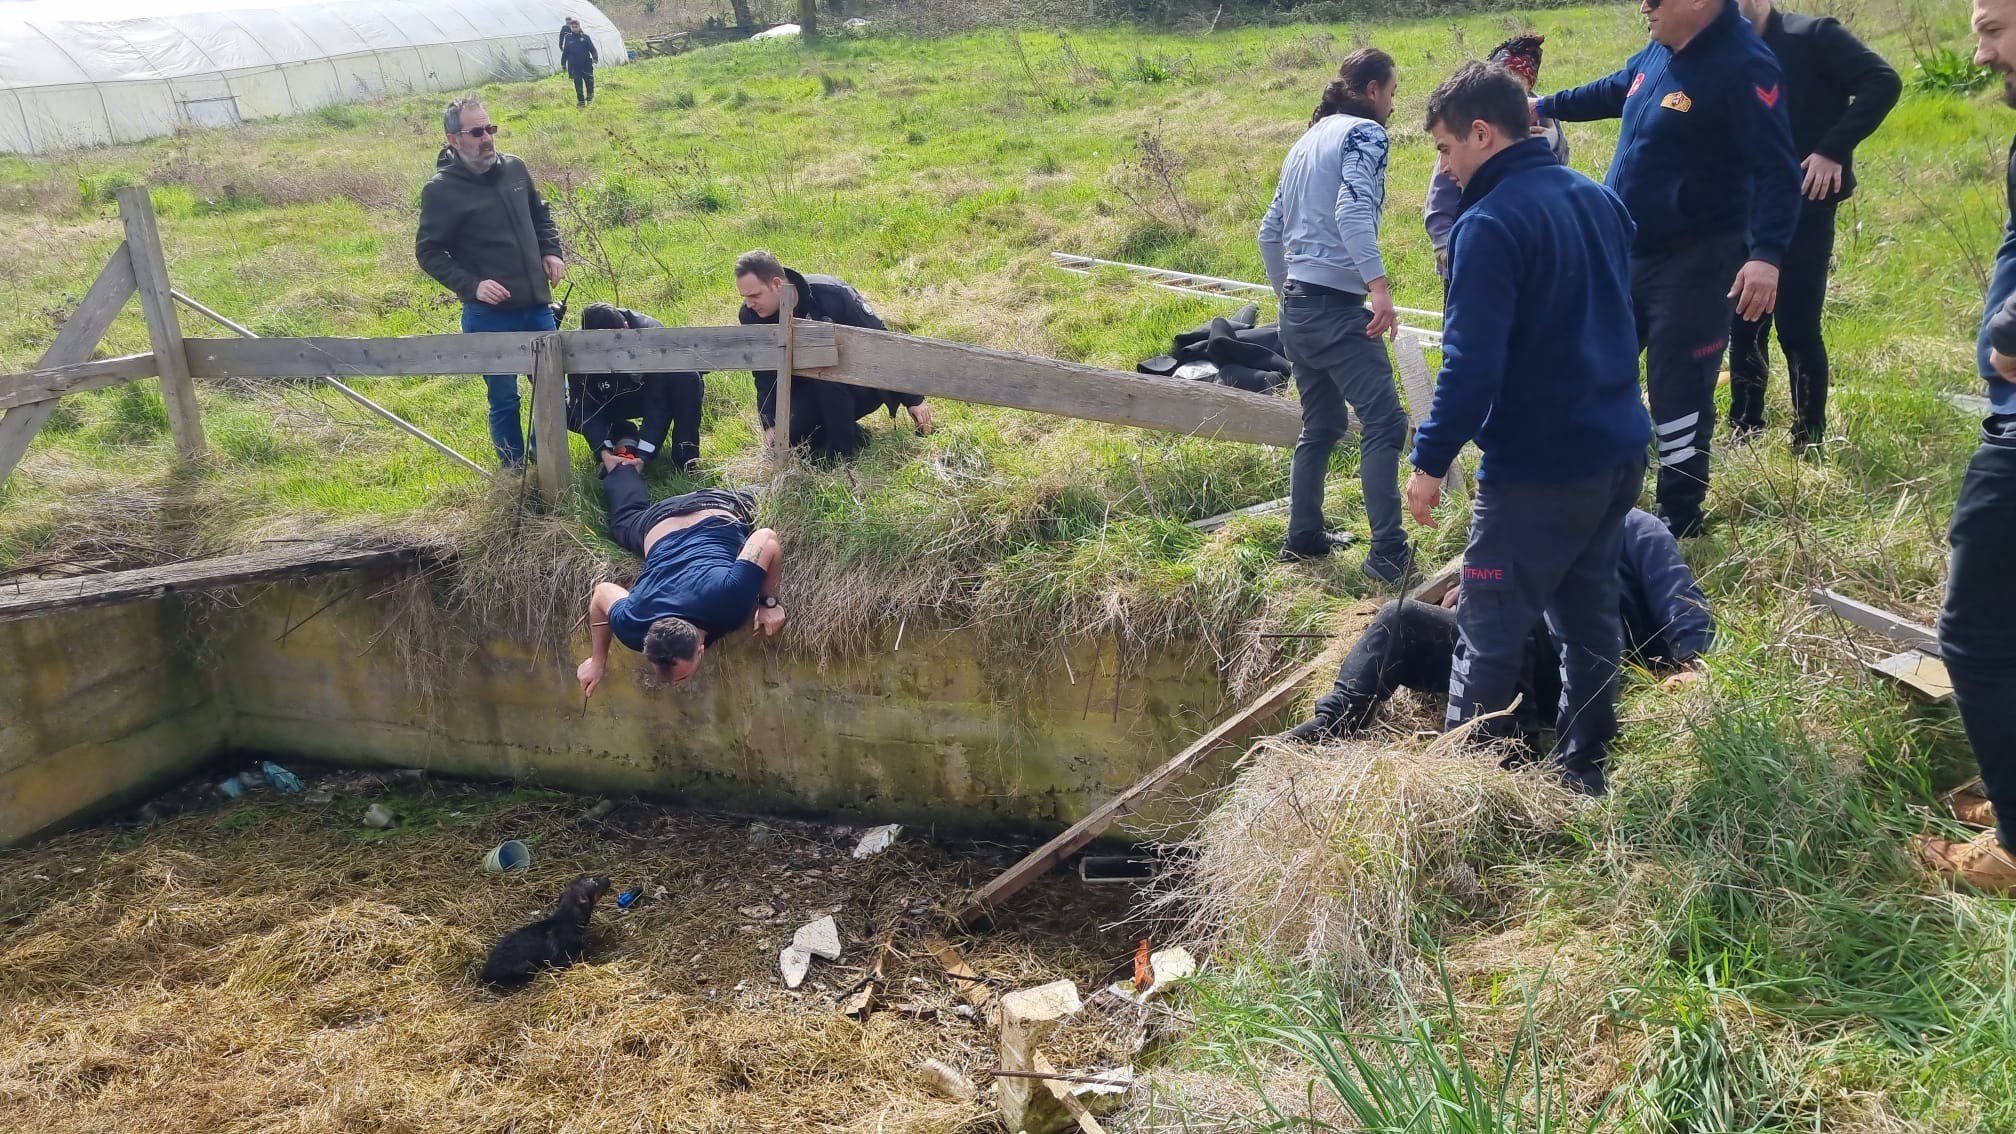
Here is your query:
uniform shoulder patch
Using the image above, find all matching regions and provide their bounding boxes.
[1660,90,1693,112]
[1753,83,1780,108]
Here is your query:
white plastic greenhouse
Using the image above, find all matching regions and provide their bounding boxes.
[0,0,626,154]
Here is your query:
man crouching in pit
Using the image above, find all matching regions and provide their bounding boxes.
[577,452,785,696]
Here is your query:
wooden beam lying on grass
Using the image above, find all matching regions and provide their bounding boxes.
[182,323,839,380]
[956,657,1324,927]
[0,542,421,624]
[0,353,158,412]
[818,325,1302,448]
[1808,588,1940,655]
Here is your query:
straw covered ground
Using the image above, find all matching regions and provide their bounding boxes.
[0,766,1148,1133]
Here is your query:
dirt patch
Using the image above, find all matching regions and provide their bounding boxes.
[0,766,1155,1133]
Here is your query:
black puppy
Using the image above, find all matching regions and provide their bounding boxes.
[480,874,611,988]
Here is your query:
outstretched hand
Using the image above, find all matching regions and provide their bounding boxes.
[1405,469,1443,528]
[576,656,605,699]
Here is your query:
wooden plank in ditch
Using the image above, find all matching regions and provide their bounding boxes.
[955,657,1324,927]
[0,543,421,623]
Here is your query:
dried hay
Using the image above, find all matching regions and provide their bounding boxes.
[1156,734,1578,999]
[0,776,1133,1134]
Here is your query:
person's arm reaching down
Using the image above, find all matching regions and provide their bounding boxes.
[577,581,630,698]
[415,185,479,301]
[1333,121,1394,335]
[1809,18,1900,175]
[740,528,786,636]
[1729,59,1803,319]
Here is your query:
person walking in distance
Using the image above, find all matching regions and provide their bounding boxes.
[1726,0,1899,452]
[1535,0,1802,538]
[1258,48,1415,583]
[415,97,565,469]
[560,17,598,108]
[1917,0,2016,894]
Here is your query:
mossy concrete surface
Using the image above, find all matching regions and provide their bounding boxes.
[3,567,1248,844]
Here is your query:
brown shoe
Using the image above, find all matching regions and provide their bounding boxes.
[1914,831,2016,895]
[1943,780,1997,829]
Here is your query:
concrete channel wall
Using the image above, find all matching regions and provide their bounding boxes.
[1,565,1242,845]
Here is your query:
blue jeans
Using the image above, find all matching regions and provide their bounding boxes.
[461,301,558,466]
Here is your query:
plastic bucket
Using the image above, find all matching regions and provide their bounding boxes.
[482,839,531,873]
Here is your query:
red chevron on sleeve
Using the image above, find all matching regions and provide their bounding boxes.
[1754,83,1780,108]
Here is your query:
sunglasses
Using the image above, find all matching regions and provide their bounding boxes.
[458,125,500,137]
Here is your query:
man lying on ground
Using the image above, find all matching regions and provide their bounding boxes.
[570,302,704,472]
[733,249,932,460]
[576,453,784,696]
[1283,508,1712,745]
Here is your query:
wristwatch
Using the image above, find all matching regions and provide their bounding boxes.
[759,595,781,609]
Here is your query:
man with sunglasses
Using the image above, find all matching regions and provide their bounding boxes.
[1535,0,1801,540]
[416,96,567,469]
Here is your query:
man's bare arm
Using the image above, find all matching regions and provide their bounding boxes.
[578,581,630,697]
[739,528,786,636]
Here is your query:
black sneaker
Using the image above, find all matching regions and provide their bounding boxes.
[1276,530,1359,563]
[1361,543,1416,585]
[1659,509,1705,541]
[1555,762,1608,797]
[1282,713,1342,744]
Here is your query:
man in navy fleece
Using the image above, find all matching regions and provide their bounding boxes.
[1535,0,1801,539]
[1405,63,1652,795]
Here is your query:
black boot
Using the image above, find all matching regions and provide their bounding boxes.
[1282,712,1342,744]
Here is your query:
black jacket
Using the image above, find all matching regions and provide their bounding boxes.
[567,308,671,427]
[560,28,598,73]
[738,267,921,428]
[1758,8,1900,203]
[415,149,562,309]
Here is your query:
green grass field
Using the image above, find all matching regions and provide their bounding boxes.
[2,0,2013,1127]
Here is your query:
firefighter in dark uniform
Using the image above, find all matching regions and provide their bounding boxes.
[732,250,933,461]
[1406,63,1652,795]
[570,303,703,472]
[1727,0,1899,451]
[1536,0,1802,539]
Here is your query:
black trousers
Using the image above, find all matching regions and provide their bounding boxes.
[571,68,595,103]
[1634,233,1748,527]
[1314,600,1558,733]
[1448,457,1644,775]
[601,464,753,557]
[1938,415,2016,850]
[572,375,703,471]
[1729,201,1837,446]
[786,376,874,460]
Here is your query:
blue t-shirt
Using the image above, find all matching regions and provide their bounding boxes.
[607,517,767,652]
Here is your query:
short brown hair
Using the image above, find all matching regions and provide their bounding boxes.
[733,249,785,281]
[643,617,702,672]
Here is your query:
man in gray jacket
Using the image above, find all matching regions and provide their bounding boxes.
[415,96,566,468]
[1258,48,1414,583]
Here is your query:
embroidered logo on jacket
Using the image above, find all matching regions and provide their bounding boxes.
[1660,90,1693,112]
[1754,83,1781,108]
[1628,72,1645,96]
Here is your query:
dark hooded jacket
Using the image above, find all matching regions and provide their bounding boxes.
[415,149,562,310]
[737,267,922,428]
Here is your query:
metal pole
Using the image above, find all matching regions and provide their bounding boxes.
[170,289,487,477]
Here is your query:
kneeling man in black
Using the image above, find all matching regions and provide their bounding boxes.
[577,453,785,696]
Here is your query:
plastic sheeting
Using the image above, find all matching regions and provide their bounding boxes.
[0,0,626,153]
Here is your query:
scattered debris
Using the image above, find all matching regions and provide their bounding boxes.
[392,767,427,781]
[747,822,778,847]
[838,924,900,1017]
[216,776,246,799]
[926,934,998,1025]
[916,1058,976,1102]
[739,903,777,920]
[751,22,800,40]
[260,761,304,794]
[302,788,334,804]
[481,840,530,872]
[1104,946,1199,1006]
[999,981,1086,1134]
[361,803,398,829]
[581,797,617,823]
[615,885,645,909]
[780,944,812,989]
[793,915,843,961]
[1078,855,1161,884]
[852,824,901,859]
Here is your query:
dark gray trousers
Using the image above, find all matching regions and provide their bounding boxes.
[1446,457,1645,775]
[1278,284,1409,553]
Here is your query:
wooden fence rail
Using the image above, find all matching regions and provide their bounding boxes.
[0,187,1306,505]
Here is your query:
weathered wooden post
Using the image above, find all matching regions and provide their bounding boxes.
[531,333,569,504]
[773,281,796,466]
[115,187,204,458]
